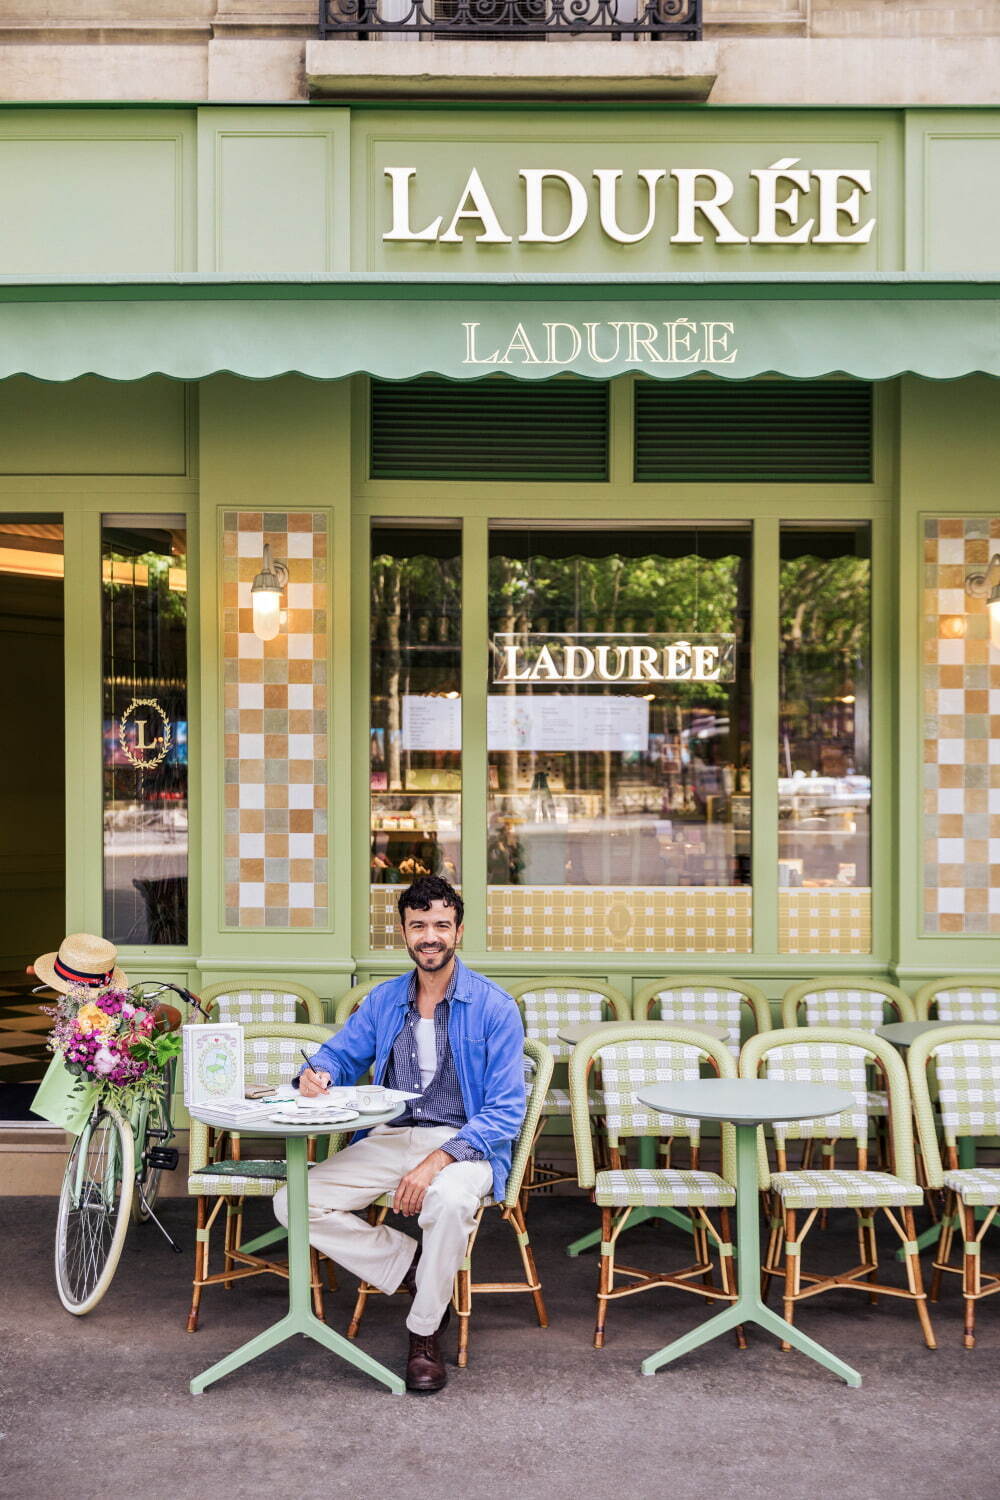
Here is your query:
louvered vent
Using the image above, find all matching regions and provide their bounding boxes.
[370,376,609,482]
[634,380,874,484]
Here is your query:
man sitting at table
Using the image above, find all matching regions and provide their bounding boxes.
[273,874,526,1394]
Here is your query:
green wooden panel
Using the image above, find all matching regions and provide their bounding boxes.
[0,111,195,274]
[0,377,187,476]
[905,112,1000,272]
[634,379,873,483]
[369,375,609,480]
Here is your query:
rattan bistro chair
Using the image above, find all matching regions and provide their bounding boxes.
[742,1027,935,1351]
[186,1023,339,1333]
[333,978,387,1025]
[914,977,1000,1023]
[908,1024,1000,1348]
[347,1038,554,1368]
[569,1023,741,1349]
[633,974,772,1060]
[199,979,325,1026]
[506,977,630,1195]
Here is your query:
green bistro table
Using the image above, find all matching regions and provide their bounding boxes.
[877,1020,1000,1255]
[636,1078,862,1387]
[559,1020,731,1259]
[188,1102,406,1397]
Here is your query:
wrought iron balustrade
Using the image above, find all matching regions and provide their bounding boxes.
[320,0,701,40]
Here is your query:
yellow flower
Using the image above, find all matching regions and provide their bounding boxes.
[77,1002,115,1036]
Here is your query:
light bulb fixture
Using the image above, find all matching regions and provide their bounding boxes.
[965,552,1000,650]
[250,542,289,643]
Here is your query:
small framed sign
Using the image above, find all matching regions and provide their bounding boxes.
[182,1023,245,1110]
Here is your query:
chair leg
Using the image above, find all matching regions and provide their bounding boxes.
[455,1260,472,1369]
[510,1203,548,1330]
[310,1247,325,1320]
[931,1191,957,1304]
[901,1206,936,1350]
[718,1207,746,1350]
[594,1207,613,1349]
[963,1201,978,1350]
[347,1281,372,1339]
[223,1201,237,1289]
[187,1196,208,1333]
[781,1208,798,1350]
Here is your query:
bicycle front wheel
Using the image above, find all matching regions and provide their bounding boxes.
[54,1103,134,1315]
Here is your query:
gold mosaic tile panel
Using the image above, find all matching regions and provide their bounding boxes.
[487,887,752,955]
[222,511,328,930]
[778,889,872,955]
[922,517,1000,936]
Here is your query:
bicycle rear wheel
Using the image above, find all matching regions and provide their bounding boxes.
[131,1069,173,1223]
[55,1103,134,1315]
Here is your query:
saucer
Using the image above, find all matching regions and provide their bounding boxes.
[269,1106,359,1126]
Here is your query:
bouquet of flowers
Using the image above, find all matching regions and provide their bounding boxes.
[43,985,181,1111]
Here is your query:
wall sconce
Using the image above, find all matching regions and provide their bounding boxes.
[250,543,288,642]
[965,553,1000,649]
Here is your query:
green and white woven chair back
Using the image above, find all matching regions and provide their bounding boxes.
[802,989,887,1031]
[595,1039,704,1147]
[933,1038,1000,1143]
[243,1034,322,1092]
[644,987,744,1060]
[519,988,611,1063]
[765,1041,871,1147]
[932,987,1000,1023]
[208,988,316,1025]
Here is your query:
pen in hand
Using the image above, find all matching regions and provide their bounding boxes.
[299,1047,329,1091]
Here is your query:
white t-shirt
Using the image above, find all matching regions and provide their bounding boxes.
[414,1016,437,1090]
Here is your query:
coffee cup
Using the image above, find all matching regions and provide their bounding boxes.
[355,1084,389,1112]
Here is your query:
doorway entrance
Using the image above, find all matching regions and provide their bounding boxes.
[0,517,65,1121]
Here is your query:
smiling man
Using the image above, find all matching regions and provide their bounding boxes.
[272,875,526,1393]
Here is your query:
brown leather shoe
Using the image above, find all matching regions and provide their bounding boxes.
[406,1332,447,1393]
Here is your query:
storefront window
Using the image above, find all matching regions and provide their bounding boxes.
[102,516,188,944]
[486,526,752,889]
[370,523,462,898]
[778,525,871,892]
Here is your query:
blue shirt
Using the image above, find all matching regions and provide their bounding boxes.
[385,970,483,1164]
[298,958,526,1200]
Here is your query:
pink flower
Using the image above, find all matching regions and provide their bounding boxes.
[93,1045,118,1077]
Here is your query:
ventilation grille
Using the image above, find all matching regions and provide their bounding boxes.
[370,377,609,482]
[634,380,874,484]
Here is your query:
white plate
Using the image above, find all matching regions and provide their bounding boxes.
[269,1106,359,1126]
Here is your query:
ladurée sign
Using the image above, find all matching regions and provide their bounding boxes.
[464,317,736,367]
[384,160,875,247]
[493,633,737,685]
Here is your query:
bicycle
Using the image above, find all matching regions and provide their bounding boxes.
[50,982,209,1315]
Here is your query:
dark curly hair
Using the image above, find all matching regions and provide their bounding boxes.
[397,875,464,929]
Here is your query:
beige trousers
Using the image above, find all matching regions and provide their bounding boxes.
[272,1124,493,1335]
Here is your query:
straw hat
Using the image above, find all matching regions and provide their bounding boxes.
[33,933,128,995]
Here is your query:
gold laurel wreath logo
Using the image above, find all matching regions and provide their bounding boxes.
[119,697,172,771]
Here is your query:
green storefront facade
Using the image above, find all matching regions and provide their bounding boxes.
[1,102,998,1124]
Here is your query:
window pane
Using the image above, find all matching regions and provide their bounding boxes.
[487,526,752,890]
[102,517,188,944]
[369,524,461,943]
[779,525,871,895]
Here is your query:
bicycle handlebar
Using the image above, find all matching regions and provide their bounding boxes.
[129,981,211,1022]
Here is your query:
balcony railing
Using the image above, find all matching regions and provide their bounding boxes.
[319,0,702,40]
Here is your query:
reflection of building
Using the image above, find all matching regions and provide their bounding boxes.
[0,6,998,1140]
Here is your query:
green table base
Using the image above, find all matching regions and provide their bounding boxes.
[640,1125,861,1387]
[190,1135,405,1396]
[566,1136,693,1258]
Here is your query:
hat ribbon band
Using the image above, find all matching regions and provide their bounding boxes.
[53,958,114,987]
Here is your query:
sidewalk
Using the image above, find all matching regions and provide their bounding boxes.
[4,1194,997,1500]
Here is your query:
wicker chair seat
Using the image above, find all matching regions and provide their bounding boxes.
[188,1159,286,1198]
[769,1168,923,1210]
[943,1167,1000,1206]
[545,1086,603,1116]
[866,1089,888,1116]
[594,1167,735,1209]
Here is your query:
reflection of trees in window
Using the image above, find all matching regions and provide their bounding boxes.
[780,553,870,778]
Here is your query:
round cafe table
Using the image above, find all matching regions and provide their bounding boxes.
[635,1077,862,1387]
[188,1101,406,1397]
[558,1019,732,1257]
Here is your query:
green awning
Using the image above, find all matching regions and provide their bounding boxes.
[0,275,997,381]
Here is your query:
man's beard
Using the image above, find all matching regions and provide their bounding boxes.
[405,938,457,974]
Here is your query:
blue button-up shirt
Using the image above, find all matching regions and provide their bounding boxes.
[385,970,483,1164]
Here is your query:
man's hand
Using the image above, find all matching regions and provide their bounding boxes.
[298,1066,331,1098]
[394,1148,453,1217]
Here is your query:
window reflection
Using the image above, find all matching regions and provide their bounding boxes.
[370,524,461,887]
[779,526,871,889]
[487,527,752,888]
[102,517,188,944]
